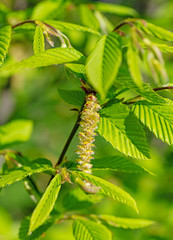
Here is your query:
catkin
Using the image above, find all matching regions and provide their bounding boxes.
[76,93,101,174]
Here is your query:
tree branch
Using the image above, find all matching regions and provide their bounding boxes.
[12,20,35,29]
[54,102,85,168]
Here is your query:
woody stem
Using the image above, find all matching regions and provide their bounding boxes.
[54,101,86,167]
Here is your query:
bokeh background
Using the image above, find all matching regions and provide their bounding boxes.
[0,0,173,239]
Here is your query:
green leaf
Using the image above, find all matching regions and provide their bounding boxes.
[65,63,87,80]
[33,25,45,55]
[99,215,154,229]
[29,174,61,233]
[116,65,166,104]
[132,100,173,146]
[72,172,138,212]
[99,100,150,160]
[73,218,112,240]
[92,156,153,175]
[0,2,10,13]
[58,89,85,106]
[63,187,94,211]
[0,47,85,76]
[45,20,101,36]
[139,21,173,42]
[79,5,100,30]
[93,2,138,17]
[0,25,12,67]
[0,158,55,188]
[19,216,56,240]
[31,0,64,20]
[94,11,114,34]
[86,32,122,98]
[154,43,173,53]
[127,38,143,87]
[0,120,33,148]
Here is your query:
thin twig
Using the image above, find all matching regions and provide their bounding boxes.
[153,86,173,91]
[12,20,35,29]
[55,102,85,167]
[113,21,134,32]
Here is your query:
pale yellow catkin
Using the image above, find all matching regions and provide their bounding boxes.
[76,93,101,174]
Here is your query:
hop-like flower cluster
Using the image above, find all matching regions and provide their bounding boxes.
[76,93,101,174]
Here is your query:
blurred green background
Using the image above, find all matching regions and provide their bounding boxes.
[0,0,173,239]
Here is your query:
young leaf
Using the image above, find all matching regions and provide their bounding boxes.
[73,218,112,240]
[0,25,12,67]
[154,43,173,53]
[73,172,138,212]
[19,216,56,240]
[33,25,45,55]
[98,117,150,161]
[132,100,173,146]
[58,89,85,106]
[29,174,61,233]
[63,187,94,211]
[127,38,143,87]
[79,4,100,30]
[93,2,138,17]
[65,63,86,80]
[86,32,122,98]
[0,47,85,76]
[45,20,101,36]
[92,156,153,175]
[99,215,154,229]
[99,100,150,160]
[0,158,55,188]
[116,65,166,104]
[140,22,173,42]
[0,120,33,148]
[31,0,64,20]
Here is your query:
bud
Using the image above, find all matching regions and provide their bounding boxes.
[75,177,101,193]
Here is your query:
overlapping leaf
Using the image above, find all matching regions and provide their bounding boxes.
[132,100,173,145]
[29,174,61,233]
[33,25,45,54]
[86,32,122,98]
[79,4,100,30]
[58,89,85,106]
[65,63,86,80]
[98,100,150,160]
[45,20,101,36]
[19,216,57,240]
[73,218,112,240]
[139,21,173,42]
[92,156,153,175]
[63,188,94,211]
[0,47,85,76]
[127,38,143,87]
[99,215,154,229]
[0,158,55,188]
[0,25,12,67]
[116,65,166,104]
[73,172,138,212]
